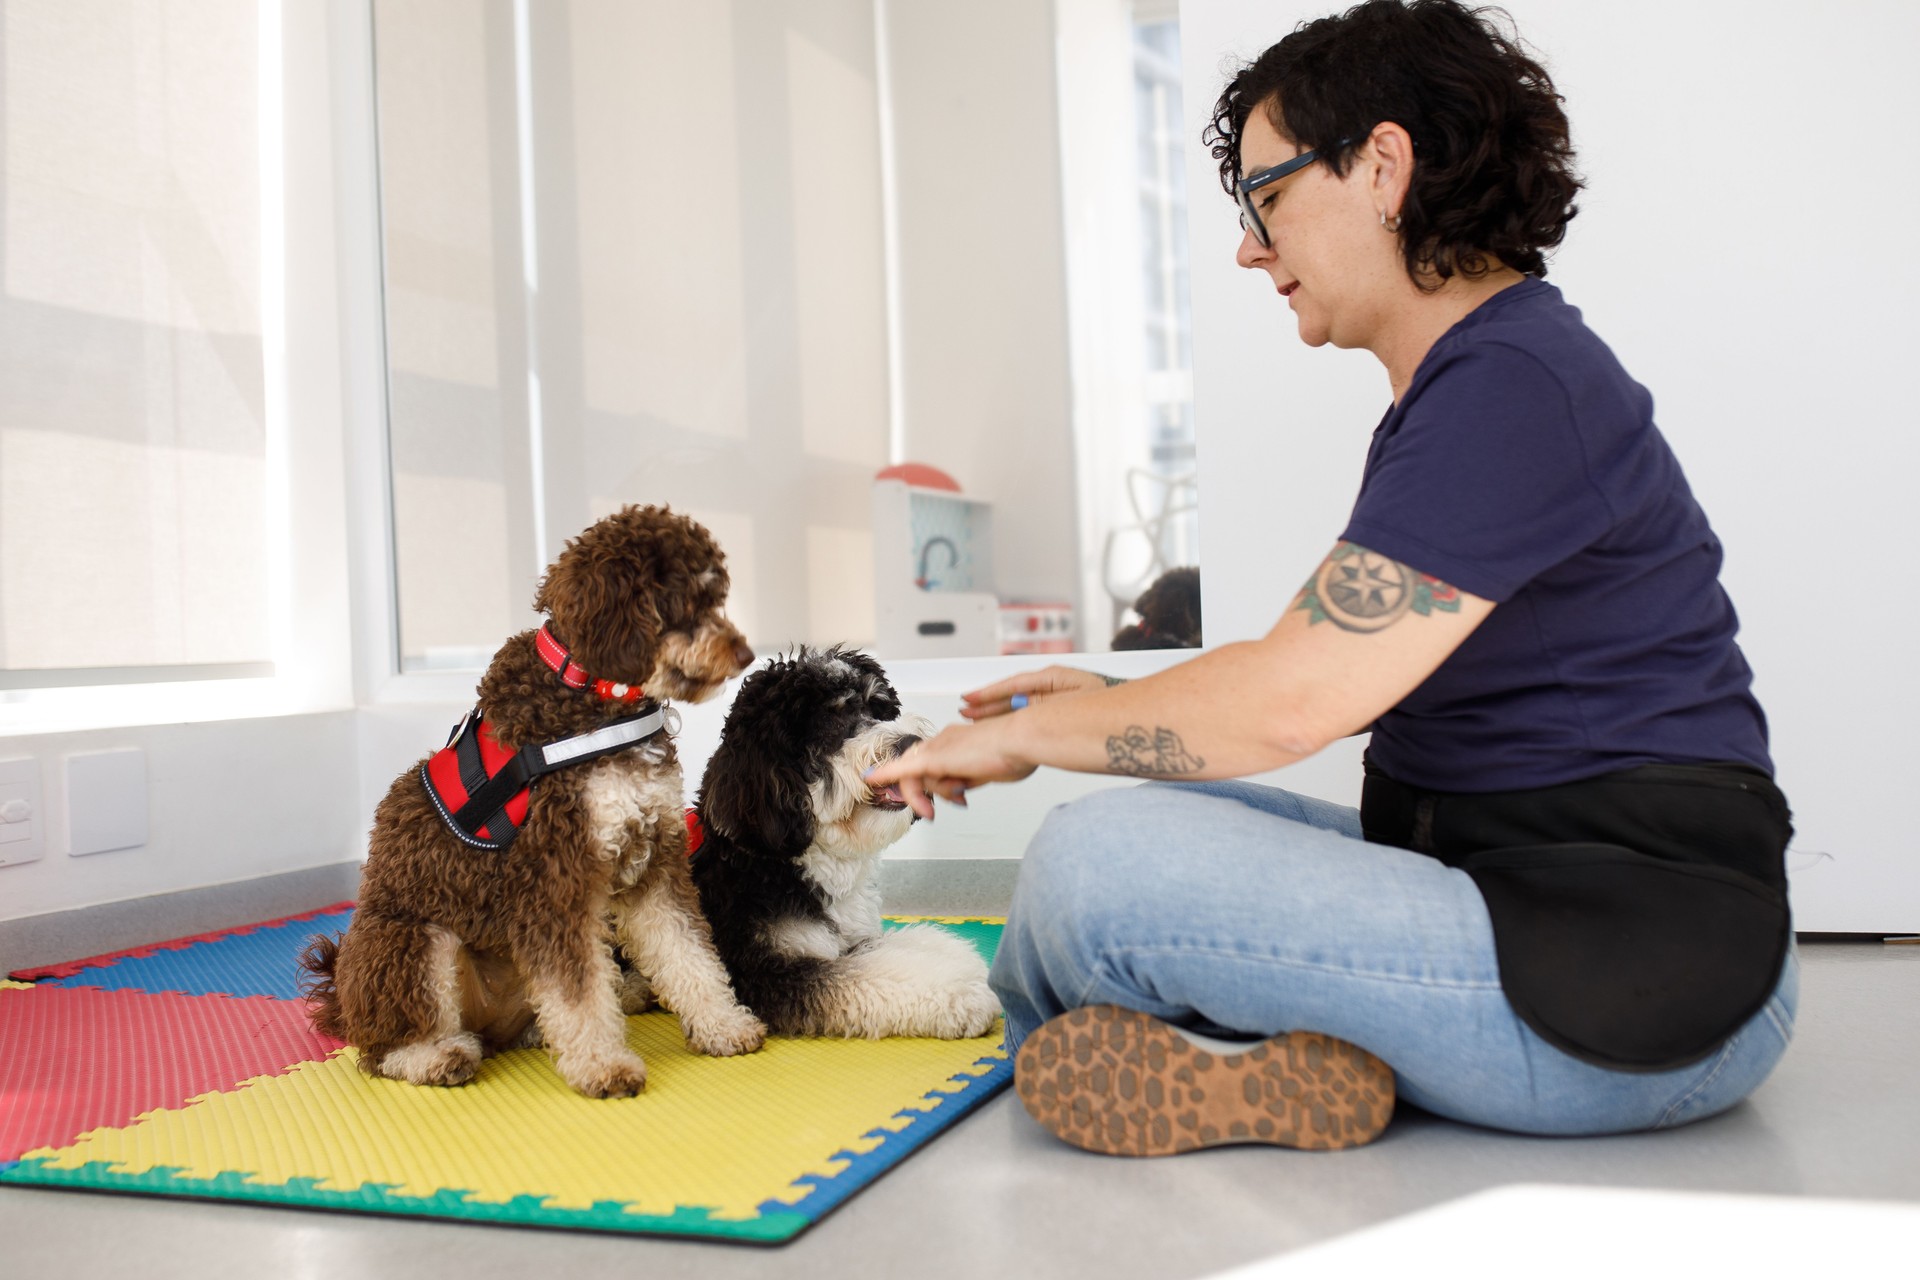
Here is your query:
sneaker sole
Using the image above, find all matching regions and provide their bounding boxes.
[1014,1005,1395,1156]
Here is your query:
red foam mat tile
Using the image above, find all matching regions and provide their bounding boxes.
[9,901,357,982]
[0,984,343,1160]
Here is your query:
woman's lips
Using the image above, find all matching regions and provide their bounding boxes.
[1280,281,1299,298]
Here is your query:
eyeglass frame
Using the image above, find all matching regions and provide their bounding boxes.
[1234,135,1358,248]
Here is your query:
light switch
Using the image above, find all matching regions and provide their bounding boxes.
[67,748,148,857]
[0,758,44,867]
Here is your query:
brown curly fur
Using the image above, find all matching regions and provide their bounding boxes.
[302,505,767,1097]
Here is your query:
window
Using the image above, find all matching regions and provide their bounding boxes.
[1130,10,1198,568]
[0,0,273,692]
[374,0,890,672]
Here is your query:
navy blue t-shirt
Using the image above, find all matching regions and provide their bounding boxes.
[1341,276,1771,793]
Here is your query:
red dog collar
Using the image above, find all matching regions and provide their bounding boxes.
[536,623,648,703]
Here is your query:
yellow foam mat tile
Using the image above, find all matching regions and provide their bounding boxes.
[25,1010,1006,1221]
[1,980,33,991]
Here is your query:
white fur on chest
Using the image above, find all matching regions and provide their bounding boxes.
[580,746,683,891]
[798,848,884,945]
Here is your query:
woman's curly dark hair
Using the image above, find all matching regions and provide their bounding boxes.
[1204,0,1582,286]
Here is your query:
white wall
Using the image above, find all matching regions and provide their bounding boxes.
[885,0,1083,611]
[1180,0,1920,931]
[0,715,361,920]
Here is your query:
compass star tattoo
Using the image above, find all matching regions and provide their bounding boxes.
[1294,542,1461,633]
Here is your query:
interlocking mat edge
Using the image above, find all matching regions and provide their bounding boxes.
[1,909,1009,1244]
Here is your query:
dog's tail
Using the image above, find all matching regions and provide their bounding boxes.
[297,932,348,1039]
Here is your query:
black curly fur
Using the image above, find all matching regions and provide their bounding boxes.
[689,646,916,1034]
[1112,566,1202,651]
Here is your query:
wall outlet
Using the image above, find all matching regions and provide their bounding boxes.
[66,748,148,857]
[0,757,45,868]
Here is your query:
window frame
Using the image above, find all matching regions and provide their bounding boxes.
[0,0,360,737]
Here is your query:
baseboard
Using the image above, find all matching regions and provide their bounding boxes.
[0,860,365,975]
[878,857,1020,917]
[0,857,1017,975]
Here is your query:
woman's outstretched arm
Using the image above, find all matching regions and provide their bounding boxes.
[864,541,1495,819]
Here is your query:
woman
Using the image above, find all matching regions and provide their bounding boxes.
[866,0,1793,1156]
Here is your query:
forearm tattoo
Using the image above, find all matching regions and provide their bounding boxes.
[1099,674,1127,687]
[1106,725,1205,777]
[1293,542,1461,634]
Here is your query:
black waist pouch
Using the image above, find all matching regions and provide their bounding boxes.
[1361,759,1793,1073]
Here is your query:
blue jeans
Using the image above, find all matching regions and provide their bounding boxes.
[988,779,1797,1136]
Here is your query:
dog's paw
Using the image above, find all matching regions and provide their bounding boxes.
[379,1034,483,1087]
[561,1049,649,1099]
[686,1007,768,1057]
[615,967,656,1016]
[943,978,1002,1040]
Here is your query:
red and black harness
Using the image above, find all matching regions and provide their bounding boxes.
[420,624,675,851]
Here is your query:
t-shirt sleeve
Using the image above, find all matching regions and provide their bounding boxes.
[1340,342,1614,603]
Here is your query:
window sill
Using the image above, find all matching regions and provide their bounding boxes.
[0,678,354,739]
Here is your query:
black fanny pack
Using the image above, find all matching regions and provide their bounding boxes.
[1362,758,1793,1073]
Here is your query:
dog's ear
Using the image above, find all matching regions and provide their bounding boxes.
[535,506,685,681]
[699,746,814,857]
[698,653,825,856]
[537,551,663,679]
[834,646,901,720]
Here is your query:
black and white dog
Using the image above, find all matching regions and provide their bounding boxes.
[678,647,999,1039]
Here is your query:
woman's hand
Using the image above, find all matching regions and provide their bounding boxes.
[863,718,1038,821]
[960,665,1120,720]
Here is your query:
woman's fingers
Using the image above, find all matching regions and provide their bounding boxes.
[893,769,937,822]
[960,666,1102,719]
[960,676,1041,708]
[929,778,969,805]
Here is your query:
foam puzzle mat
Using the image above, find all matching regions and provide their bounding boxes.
[0,906,1009,1243]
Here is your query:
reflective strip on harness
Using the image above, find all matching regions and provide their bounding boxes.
[420,706,669,851]
[541,709,670,767]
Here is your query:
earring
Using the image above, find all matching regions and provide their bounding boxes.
[1380,211,1401,233]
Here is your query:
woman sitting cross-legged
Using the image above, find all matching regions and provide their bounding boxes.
[865,0,1794,1156]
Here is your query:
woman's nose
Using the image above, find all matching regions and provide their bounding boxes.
[1235,225,1271,269]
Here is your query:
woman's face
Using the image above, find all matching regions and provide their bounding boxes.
[1234,106,1399,351]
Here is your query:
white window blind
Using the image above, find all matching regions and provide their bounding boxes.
[375,0,892,671]
[0,0,271,689]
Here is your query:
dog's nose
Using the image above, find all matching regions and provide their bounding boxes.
[889,735,921,759]
[731,640,755,670]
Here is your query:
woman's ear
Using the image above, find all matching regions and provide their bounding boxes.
[1364,121,1417,224]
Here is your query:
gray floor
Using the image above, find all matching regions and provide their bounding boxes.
[4,935,1916,1279]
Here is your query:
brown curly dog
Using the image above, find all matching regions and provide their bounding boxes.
[302,505,766,1097]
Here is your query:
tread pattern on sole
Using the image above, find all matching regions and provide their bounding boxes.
[1014,1005,1394,1156]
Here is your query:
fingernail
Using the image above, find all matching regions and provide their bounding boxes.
[1010,694,1028,710]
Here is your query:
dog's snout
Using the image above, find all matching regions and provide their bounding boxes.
[889,735,921,759]
[731,640,755,670]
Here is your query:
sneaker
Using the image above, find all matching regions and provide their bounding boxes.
[1014,1005,1394,1156]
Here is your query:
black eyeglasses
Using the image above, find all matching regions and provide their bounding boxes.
[1235,149,1324,249]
